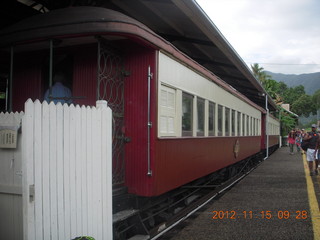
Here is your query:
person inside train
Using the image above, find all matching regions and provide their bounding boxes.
[44,71,72,104]
[304,124,319,176]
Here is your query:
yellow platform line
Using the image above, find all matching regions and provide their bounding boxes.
[302,153,320,240]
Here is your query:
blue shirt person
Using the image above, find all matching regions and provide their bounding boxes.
[44,73,72,104]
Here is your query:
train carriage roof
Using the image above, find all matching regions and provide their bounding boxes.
[0,0,277,111]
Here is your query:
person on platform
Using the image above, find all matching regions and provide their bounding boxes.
[304,124,319,176]
[295,129,302,153]
[288,129,296,155]
[44,72,72,104]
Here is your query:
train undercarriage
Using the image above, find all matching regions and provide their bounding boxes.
[113,146,278,239]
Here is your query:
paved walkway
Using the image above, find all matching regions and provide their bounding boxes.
[161,147,320,240]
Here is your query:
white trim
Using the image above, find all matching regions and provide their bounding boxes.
[158,52,263,138]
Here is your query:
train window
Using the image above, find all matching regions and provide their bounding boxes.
[237,111,241,136]
[182,92,193,136]
[159,85,176,136]
[218,105,223,136]
[242,113,246,136]
[225,107,230,136]
[208,102,216,136]
[231,109,236,136]
[197,97,205,136]
[247,115,250,136]
[255,119,257,135]
[251,117,253,136]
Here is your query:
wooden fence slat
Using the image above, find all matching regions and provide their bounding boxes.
[56,103,65,240]
[33,100,43,240]
[69,104,77,237]
[86,106,93,237]
[41,101,51,240]
[49,102,58,240]
[100,105,113,239]
[75,105,82,236]
[91,107,98,239]
[63,104,71,240]
[80,106,88,234]
[22,99,35,240]
[96,108,103,240]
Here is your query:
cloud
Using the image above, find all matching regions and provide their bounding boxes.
[196,0,320,74]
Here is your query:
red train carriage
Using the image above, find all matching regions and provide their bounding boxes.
[266,114,281,150]
[0,7,279,197]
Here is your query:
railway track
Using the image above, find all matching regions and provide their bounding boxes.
[113,152,265,239]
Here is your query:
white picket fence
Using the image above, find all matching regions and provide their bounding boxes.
[0,99,113,240]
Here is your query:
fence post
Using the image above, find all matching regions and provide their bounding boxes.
[22,99,35,240]
[96,100,113,239]
[96,100,108,110]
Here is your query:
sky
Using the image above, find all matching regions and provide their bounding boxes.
[196,0,320,75]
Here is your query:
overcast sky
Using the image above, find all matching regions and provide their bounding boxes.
[196,0,320,75]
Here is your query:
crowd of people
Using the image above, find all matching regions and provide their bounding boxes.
[287,128,306,154]
[288,124,320,176]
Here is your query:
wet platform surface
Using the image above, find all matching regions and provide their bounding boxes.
[160,147,320,240]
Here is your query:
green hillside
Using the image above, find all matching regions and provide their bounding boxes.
[265,71,320,95]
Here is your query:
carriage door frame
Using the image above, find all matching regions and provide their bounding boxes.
[97,39,128,187]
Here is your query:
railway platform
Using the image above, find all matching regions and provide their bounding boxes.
[159,146,320,240]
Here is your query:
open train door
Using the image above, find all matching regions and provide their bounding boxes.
[97,39,127,193]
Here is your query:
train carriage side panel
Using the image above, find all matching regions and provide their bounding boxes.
[261,113,280,150]
[154,136,261,195]
[12,52,44,112]
[150,52,262,196]
[124,46,157,195]
[268,114,280,147]
[261,113,266,150]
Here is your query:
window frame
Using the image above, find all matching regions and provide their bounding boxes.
[197,97,205,136]
[182,92,194,137]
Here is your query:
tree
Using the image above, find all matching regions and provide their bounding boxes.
[291,94,316,117]
[283,85,305,105]
[251,63,264,79]
[275,81,288,95]
[280,113,296,135]
[251,63,284,104]
[251,63,272,85]
[250,63,296,135]
[263,79,283,104]
[312,89,320,110]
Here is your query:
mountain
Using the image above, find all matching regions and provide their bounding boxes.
[265,71,320,95]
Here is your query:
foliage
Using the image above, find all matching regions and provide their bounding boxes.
[280,112,296,135]
[312,89,320,109]
[251,63,318,118]
[0,92,5,99]
[282,85,305,105]
[250,63,314,135]
[291,94,316,117]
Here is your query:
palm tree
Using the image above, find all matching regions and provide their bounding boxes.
[251,63,264,79]
[251,63,279,100]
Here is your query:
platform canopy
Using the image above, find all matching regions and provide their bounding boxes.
[0,0,278,111]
